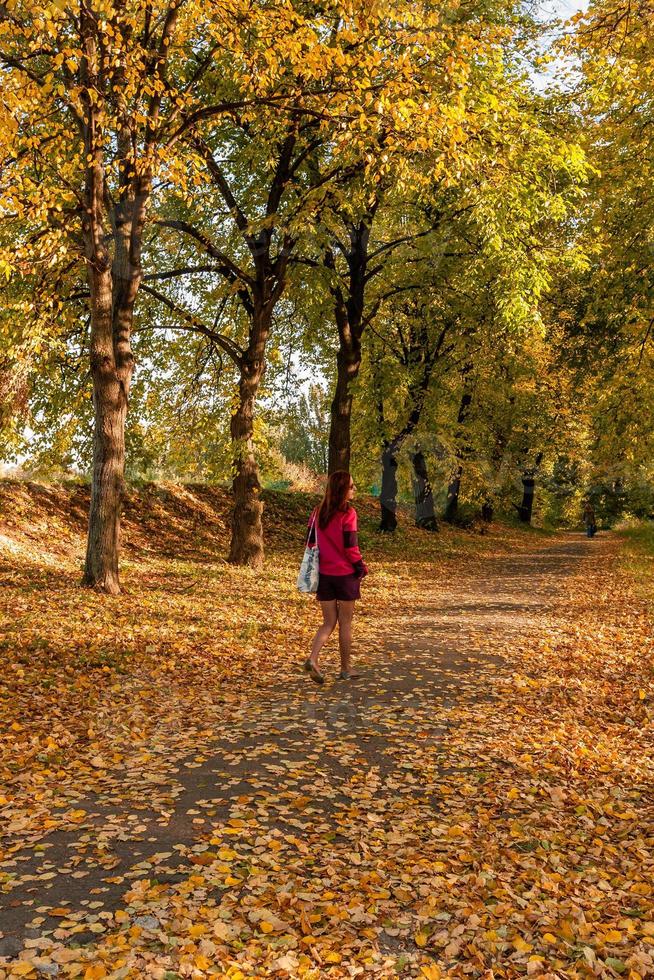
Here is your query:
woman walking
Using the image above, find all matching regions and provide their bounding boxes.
[305,471,368,684]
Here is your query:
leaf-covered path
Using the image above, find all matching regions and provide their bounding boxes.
[2,531,653,979]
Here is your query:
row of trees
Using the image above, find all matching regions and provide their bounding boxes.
[1,0,653,591]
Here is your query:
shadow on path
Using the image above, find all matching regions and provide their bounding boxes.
[0,534,602,959]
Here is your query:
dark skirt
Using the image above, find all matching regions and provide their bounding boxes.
[316,573,361,602]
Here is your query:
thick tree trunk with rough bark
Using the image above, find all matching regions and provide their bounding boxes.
[228,313,269,566]
[77,4,173,592]
[327,220,371,475]
[411,450,437,530]
[228,366,265,567]
[83,262,136,593]
[80,107,142,592]
[379,443,399,532]
[329,328,361,474]
[181,132,294,565]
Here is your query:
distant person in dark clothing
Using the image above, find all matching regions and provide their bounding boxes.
[583,501,597,538]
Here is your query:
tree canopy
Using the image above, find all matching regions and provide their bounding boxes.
[1,0,653,586]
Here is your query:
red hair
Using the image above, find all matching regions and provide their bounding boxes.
[318,471,352,529]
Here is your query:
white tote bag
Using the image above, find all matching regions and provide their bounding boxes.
[297,510,320,593]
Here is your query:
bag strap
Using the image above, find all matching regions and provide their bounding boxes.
[306,507,318,546]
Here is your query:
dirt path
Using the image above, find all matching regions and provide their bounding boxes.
[2,532,653,978]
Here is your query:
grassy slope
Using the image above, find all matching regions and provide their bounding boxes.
[0,477,550,568]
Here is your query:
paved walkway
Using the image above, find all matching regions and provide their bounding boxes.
[3,534,637,978]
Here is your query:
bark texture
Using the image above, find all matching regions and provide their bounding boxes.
[327,218,373,474]
[82,186,143,591]
[379,444,399,532]
[329,327,362,474]
[153,126,300,565]
[77,2,178,592]
[83,268,131,594]
[224,227,288,565]
[228,335,267,567]
[411,450,437,530]
[443,371,473,524]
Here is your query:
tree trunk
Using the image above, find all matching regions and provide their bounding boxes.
[379,443,399,532]
[83,267,134,594]
[443,379,473,524]
[328,333,361,474]
[375,334,440,532]
[228,329,267,566]
[326,220,371,474]
[411,450,437,530]
[517,476,536,523]
[516,453,543,524]
[444,465,463,523]
[480,429,509,525]
[82,185,143,592]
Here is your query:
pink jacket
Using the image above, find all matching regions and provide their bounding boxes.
[307,506,368,578]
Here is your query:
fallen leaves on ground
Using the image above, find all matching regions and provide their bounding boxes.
[1,483,653,978]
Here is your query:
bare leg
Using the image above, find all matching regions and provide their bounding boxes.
[337,600,356,674]
[310,601,338,669]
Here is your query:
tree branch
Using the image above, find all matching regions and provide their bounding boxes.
[192,136,250,236]
[154,218,255,292]
[143,264,228,282]
[141,284,244,366]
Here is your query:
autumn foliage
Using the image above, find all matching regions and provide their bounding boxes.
[1,483,653,977]
[1,0,654,975]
